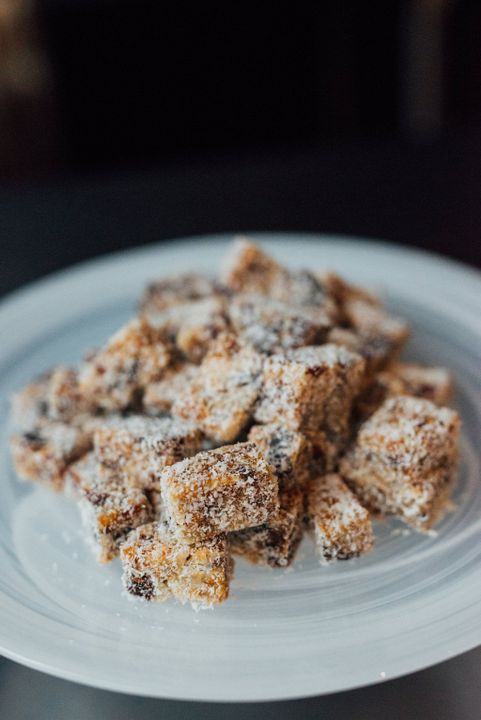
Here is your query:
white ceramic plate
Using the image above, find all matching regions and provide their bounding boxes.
[1,233,480,702]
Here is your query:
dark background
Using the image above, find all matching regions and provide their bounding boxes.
[1,1,481,719]
[1,0,481,299]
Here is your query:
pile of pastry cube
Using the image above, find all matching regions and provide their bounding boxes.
[10,238,460,609]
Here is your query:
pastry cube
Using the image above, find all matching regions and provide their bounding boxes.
[11,371,51,430]
[328,327,396,376]
[343,298,410,358]
[94,415,202,491]
[120,523,233,608]
[143,362,198,415]
[73,459,153,563]
[228,294,330,354]
[382,362,453,405]
[222,238,338,319]
[248,424,311,489]
[230,486,304,567]
[355,362,454,422]
[47,367,93,422]
[172,332,263,443]
[139,273,219,315]
[319,270,380,308]
[221,237,285,296]
[307,344,366,470]
[161,441,279,542]
[10,420,91,491]
[306,474,374,563]
[340,396,460,530]
[79,317,171,411]
[175,296,228,362]
[254,347,335,432]
[255,346,364,458]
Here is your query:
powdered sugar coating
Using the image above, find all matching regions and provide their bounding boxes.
[10,420,91,491]
[355,395,459,474]
[344,298,410,350]
[222,238,339,320]
[248,424,311,489]
[306,473,374,563]
[161,441,279,542]
[120,523,233,609]
[172,332,264,443]
[79,317,171,411]
[355,362,454,422]
[340,395,460,530]
[175,296,229,362]
[230,486,304,567]
[143,363,198,415]
[139,273,219,315]
[72,453,152,563]
[94,415,202,491]
[255,344,364,454]
[11,372,52,431]
[229,294,330,354]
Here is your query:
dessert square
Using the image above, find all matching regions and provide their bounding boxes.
[72,457,153,563]
[230,486,304,567]
[143,362,198,415]
[139,273,219,315]
[120,523,233,609]
[79,317,171,411]
[228,294,330,354]
[10,420,91,492]
[306,473,374,563]
[161,441,279,542]
[222,238,338,319]
[355,362,454,422]
[172,332,264,443]
[255,345,364,463]
[248,424,311,489]
[11,371,51,431]
[175,296,228,362]
[327,327,396,376]
[343,298,410,359]
[340,395,460,530]
[94,415,202,491]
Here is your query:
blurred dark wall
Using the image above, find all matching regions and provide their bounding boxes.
[39,1,400,172]
[2,1,481,180]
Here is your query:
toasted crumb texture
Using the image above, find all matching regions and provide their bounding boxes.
[139,273,219,315]
[47,367,93,422]
[248,424,311,489]
[343,299,410,357]
[72,456,153,563]
[79,318,171,411]
[94,415,202,491]
[230,486,304,567]
[11,372,52,431]
[355,362,454,422]
[327,327,396,377]
[228,294,330,354]
[161,441,279,542]
[176,297,229,362]
[10,421,91,491]
[143,363,198,415]
[120,523,233,608]
[340,395,460,530]
[222,238,339,320]
[255,344,364,470]
[306,474,374,563]
[172,332,264,443]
